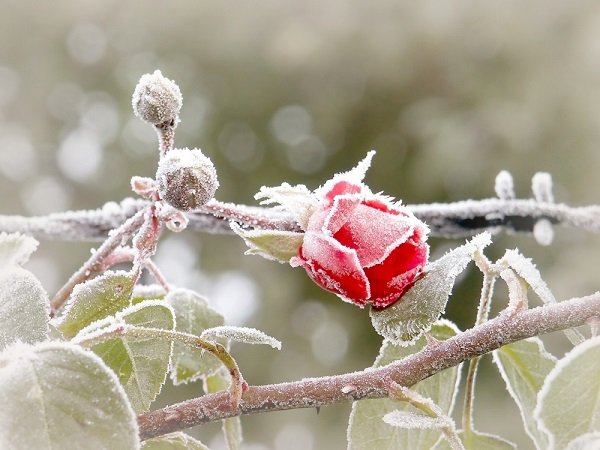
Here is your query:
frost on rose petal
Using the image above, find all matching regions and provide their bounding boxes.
[254,183,318,230]
[315,151,375,199]
[370,233,491,345]
[201,326,282,350]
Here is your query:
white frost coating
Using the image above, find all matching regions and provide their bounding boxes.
[255,183,318,230]
[201,326,282,350]
[370,233,491,345]
[533,219,554,246]
[142,431,210,449]
[531,172,554,203]
[565,432,600,450]
[495,170,515,200]
[383,410,452,430]
[0,232,38,268]
[0,341,140,450]
[534,336,600,450]
[132,283,167,300]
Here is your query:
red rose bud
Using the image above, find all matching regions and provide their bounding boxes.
[290,162,429,308]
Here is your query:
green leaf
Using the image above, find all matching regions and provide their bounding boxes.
[86,301,175,413]
[206,371,243,449]
[0,268,49,350]
[230,222,304,263]
[493,338,556,450]
[0,341,139,449]
[54,270,136,339]
[370,233,491,345]
[0,232,38,268]
[433,430,516,450]
[201,326,282,350]
[165,288,225,384]
[534,336,600,449]
[347,320,461,450]
[383,410,452,430]
[142,432,209,450]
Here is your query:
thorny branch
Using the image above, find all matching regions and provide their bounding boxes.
[2,197,600,241]
[137,291,600,440]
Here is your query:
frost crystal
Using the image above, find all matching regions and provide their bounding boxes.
[495,170,515,200]
[531,172,553,203]
[132,70,182,125]
[156,148,219,211]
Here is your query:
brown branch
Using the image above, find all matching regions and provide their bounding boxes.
[137,292,600,440]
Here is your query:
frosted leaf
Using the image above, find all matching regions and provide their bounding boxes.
[370,233,491,345]
[0,267,50,350]
[433,430,516,450]
[254,182,318,230]
[348,321,461,450]
[230,221,304,263]
[53,270,136,339]
[201,326,282,350]
[84,301,175,413]
[142,432,209,450]
[165,288,225,385]
[531,172,553,203]
[493,338,556,450]
[534,336,600,450]
[533,219,554,246]
[565,433,600,450]
[494,171,515,200]
[383,410,452,430]
[501,249,584,345]
[132,283,167,304]
[0,232,38,268]
[0,341,139,449]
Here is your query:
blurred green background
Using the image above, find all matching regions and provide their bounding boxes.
[2,1,600,448]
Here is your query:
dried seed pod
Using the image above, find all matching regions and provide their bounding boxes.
[131,70,182,125]
[156,148,219,211]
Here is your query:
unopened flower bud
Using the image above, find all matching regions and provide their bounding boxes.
[132,70,182,125]
[156,148,219,211]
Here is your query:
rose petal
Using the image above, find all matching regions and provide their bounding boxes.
[365,235,429,307]
[294,231,370,304]
[333,203,416,268]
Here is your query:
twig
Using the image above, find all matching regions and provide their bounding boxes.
[137,291,600,440]
[49,208,147,315]
[2,198,600,242]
